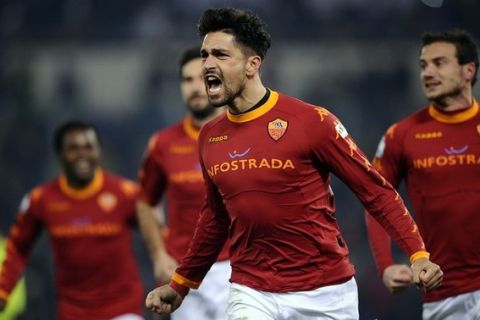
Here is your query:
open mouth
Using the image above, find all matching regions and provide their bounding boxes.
[425,82,440,89]
[73,159,93,175]
[205,75,223,95]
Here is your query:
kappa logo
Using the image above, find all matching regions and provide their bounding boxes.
[47,202,71,213]
[415,131,442,139]
[209,135,228,143]
[268,118,288,141]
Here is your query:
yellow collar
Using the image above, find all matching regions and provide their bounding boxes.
[428,99,479,124]
[183,117,200,140]
[227,91,279,123]
[59,169,104,199]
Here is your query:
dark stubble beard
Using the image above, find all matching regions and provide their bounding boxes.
[209,82,245,111]
[189,103,217,120]
[62,161,97,188]
[429,84,463,109]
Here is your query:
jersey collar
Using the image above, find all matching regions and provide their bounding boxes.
[183,117,200,141]
[227,90,279,123]
[59,168,104,199]
[428,99,479,123]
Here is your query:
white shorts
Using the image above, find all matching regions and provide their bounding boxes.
[422,288,480,320]
[226,277,358,320]
[172,260,231,320]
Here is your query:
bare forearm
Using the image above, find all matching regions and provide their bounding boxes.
[136,200,166,262]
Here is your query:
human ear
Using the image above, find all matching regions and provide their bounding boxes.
[246,55,262,77]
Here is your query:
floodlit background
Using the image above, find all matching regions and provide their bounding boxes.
[1,0,479,319]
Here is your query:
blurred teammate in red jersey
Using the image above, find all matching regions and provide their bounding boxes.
[146,8,443,320]
[366,30,480,319]
[137,46,229,320]
[0,121,144,320]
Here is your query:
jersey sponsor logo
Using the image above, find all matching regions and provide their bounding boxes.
[50,223,122,237]
[413,153,480,169]
[169,170,204,183]
[414,131,443,139]
[267,118,288,141]
[169,145,195,154]
[207,158,295,177]
[208,135,228,143]
[444,145,468,155]
[97,192,117,212]
[228,148,251,159]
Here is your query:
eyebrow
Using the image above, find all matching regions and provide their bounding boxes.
[201,48,229,56]
[420,56,449,64]
[211,48,228,55]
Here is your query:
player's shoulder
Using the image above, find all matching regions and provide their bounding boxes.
[102,170,138,198]
[31,177,63,199]
[19,178,56,211]
[275,92,337,130]
[28,184,47,202]
[385,106,430,141]
[148,121,185,149]
[199,112,228,140]
[398,106,430,127]
[277,92,316,112]
[277,92,333,117]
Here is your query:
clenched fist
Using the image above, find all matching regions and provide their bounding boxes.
[411,258,443,292]
[145,285,183,315]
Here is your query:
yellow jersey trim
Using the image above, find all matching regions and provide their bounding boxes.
[171,272,200,289]
[59,169,104,200]
[227,91,279,123]
[409,250,430,264]
[428,99,479,124]
[183,117,200,141]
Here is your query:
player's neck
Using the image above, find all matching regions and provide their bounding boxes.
[228,77,266,114]
[191,108,223,128]
[432,87,473,112]
[64,173,94,189]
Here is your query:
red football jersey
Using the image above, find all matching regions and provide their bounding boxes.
[171,90,426,294]
[366,100,480,302]
[0,169,144,319]
[138,117,228,262]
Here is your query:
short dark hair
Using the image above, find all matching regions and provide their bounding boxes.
[422,29,479,85]
[179,45,202,77]
[53,120,99,154]
[198,8,271,60]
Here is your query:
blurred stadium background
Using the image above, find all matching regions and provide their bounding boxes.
[1,0,479,319]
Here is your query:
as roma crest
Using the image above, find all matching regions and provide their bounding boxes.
[268,118,288,141]
[97,192,118,213]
